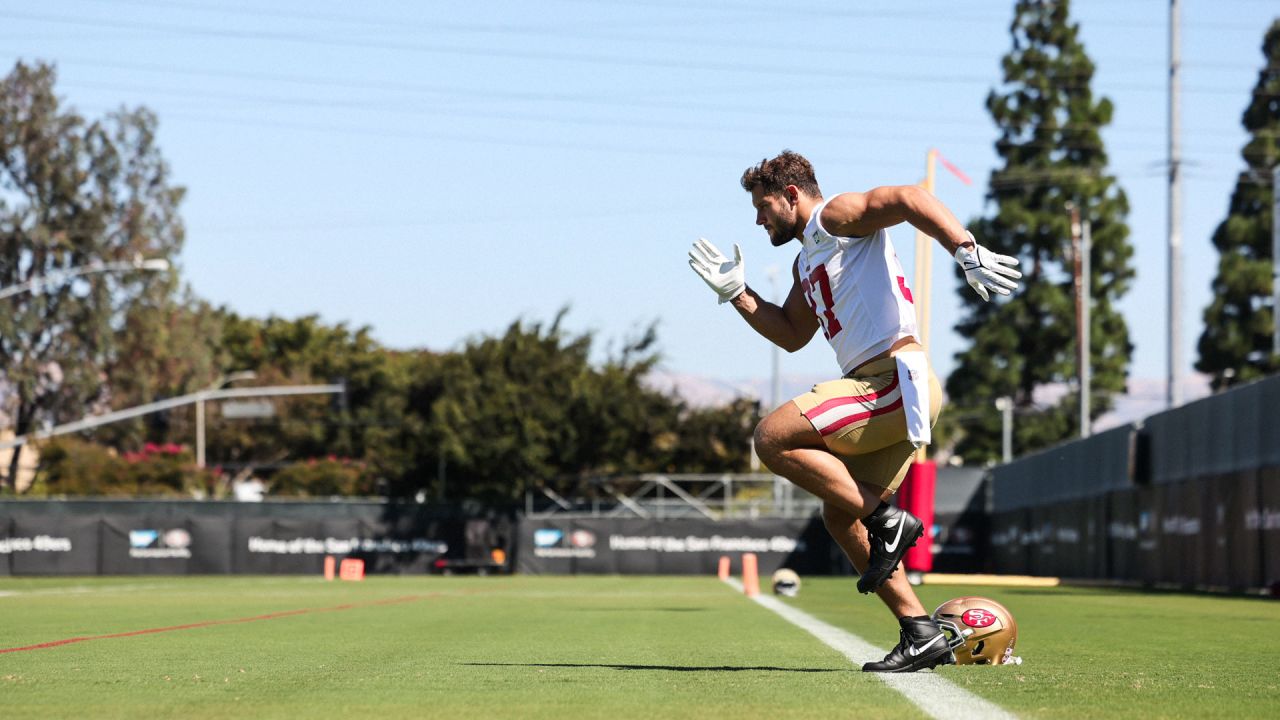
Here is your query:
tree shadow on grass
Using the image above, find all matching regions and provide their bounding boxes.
[462,662,842,673]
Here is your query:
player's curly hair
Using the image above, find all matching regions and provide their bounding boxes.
[740,150,822,198]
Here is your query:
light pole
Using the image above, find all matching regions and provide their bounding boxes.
[994,396,1013,464]
[196,371,257,469]
[1068,203,1092,439]
[766,266,781,411]
[1272,163,1279,357]
[1168,0,1183,408]
[0,256,170,301]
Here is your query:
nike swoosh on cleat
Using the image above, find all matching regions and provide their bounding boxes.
[906,634,943,657]
[883,520,906,553]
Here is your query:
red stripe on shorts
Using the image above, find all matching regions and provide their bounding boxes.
[817,396,904,436]
[805,373,899,419]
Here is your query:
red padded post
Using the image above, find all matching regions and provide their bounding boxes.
[898,461,937,572]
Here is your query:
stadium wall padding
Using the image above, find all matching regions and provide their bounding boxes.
[986,375,1280,591]
[0,500,496,576]
[929,466,988,574]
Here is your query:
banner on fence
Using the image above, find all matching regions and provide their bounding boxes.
[0,501,459,576]
[516,516,835,576]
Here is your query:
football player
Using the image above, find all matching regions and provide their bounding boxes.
[689,150,1020,672]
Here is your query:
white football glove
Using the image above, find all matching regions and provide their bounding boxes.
[688,238,746,304]
[954,233,1022,301]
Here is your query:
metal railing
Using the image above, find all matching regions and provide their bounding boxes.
[524,473,822,519]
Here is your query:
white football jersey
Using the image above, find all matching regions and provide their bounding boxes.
[796,194,919,375]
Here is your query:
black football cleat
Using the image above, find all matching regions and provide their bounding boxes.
[862,617,956,673]
[856,504,923,594]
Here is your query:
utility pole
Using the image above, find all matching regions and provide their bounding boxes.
[913,150,937,465]
[913,149,938,356]
[1081,220,1092,437]
[1273,163,1279,356]
[1069,204,1091,437]
[767,266,781,412]
[1167,0,1183,408]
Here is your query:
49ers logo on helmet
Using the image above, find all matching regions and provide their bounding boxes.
[962,608,998,628]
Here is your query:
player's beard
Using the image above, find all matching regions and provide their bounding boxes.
[769,217,797,246]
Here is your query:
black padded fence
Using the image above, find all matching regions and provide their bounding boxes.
[985,376,1280,592]
[0,500,509,576]
[991,462,1275,589]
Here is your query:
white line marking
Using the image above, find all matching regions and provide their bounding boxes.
[724,578,1017,720]
[0,584,172,598]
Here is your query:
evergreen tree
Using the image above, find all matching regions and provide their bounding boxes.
[1196,20,1280,390]
[946,0,1134,464]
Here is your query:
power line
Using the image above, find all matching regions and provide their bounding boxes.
[541,0,1272,30]
[71,0,993,40]
[2,10,1271,96]
[25,55,1275,145]
[58,78,1201,153]
[0,10,991,83]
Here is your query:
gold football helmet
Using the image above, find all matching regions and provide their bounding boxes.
[931,596,1019,665]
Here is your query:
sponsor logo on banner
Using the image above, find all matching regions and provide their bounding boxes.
[531,527,803,559]
[1160,515,1201,536]
[0,535,74,554]
[1108,522,1137,540]
[532,527,596,558]
[129,527,193,559]
[533,529,563,548]
[245,536,448,555]
[1245,508,1280,530]
[989,526,1019,547]
[607,534,801,554]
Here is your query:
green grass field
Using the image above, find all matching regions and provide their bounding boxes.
[1,575,1277,719]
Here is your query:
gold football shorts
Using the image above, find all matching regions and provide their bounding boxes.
[791,357,943,493]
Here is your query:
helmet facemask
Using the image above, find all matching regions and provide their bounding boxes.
[771,568,801,597]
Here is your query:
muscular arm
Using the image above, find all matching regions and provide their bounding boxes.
[727,258,820,353]
[821,185,974,254]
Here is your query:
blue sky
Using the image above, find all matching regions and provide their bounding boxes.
[4,0,1277,398]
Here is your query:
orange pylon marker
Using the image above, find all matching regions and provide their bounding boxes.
[324,556,336,581]
[718,555,731,581]
[742,553,760,597]
[339,558,365,582]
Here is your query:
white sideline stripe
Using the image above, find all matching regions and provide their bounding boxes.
[0,583,172,598]
[724,578,1017,720]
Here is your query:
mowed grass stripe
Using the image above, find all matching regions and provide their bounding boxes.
[0,576,919,720]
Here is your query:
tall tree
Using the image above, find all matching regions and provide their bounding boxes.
[212,311,403,479]
[1196,20,1280,390]
[417,311,752,504]
[425,312,645,503]
[0,61,183,490]
[947,0,1134,463]
[98,290,226,450]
